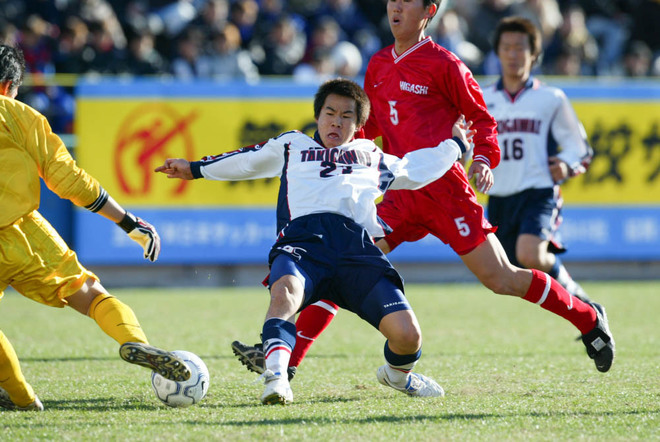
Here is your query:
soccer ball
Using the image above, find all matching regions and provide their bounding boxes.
[151,350,210,408]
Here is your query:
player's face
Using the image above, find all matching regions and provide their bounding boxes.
[387,0,431,41]
[316,93,359,148]
[497,31,535,80]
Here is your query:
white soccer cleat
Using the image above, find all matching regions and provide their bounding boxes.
[376,365,445,398]
[0,387,44,411]
[260,369,293,405]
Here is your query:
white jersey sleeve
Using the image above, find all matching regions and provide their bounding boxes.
[385,137,464,190]
[551,90,593,174]
[191,132,294,181]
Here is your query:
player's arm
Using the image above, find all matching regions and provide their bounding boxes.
[86,191,161,262]
[31,113,160,261]
[549,92,594,183]
[444,60,499,193]
[386,116,468,190]
[156,136,286,182]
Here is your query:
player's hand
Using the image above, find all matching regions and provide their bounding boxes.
[548,156,570,183]
[468,161,494,194]
[117,212,161,261]
[155,159,194,180]
[451,115,474,156]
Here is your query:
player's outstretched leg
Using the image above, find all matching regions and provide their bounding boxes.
[581,302,615,372]
[119,342,191,381]
[0,387,44,411]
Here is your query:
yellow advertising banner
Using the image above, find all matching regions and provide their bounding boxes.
[561,102,660,204]
[77,98,660,206]
[76,99,314,206]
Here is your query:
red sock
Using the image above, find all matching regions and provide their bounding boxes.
[289,300,338,367]
[522,269,597,334]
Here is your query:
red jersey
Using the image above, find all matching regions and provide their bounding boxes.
[364,37,499,254]
[363,37,499,168]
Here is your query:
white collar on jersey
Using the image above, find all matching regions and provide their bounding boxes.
[391,36,432,64]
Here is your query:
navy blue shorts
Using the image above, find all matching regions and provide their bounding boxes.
[487,187,565,267]
[267,213,408,329]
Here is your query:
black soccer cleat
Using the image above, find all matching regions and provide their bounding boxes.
[581,302,615,372]
[119,342,191,381]
[232,340,265,374]
[231,340,297,381]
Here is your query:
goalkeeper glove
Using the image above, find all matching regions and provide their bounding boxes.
[116,212,161,262]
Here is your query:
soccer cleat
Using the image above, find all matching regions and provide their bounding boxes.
[581,302,615,372]
[119,342,191,381]
[0,387,44,411]
[260,370,293,405]
[231,340,265,374]
[376,365,445,397]
[231,340,298,381]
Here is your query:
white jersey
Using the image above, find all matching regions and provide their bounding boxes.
[482,77,592,197]
[191,130,463,238]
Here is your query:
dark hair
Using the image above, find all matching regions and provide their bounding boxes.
[314,78,371,128]
[493,16,542,59]
[424,0,442,28]
[0,45,25,94]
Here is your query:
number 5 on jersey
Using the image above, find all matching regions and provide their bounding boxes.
[388,101,399,125]
[454,216,470,237]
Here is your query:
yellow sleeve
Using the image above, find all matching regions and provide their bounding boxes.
[28,108,101,208]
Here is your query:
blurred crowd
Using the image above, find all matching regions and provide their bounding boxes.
[1,0,658,132]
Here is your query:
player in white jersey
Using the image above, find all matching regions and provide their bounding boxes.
[156,78,470,405]
[481,16,594,300]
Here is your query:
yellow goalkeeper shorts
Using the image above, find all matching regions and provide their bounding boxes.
[0,211,98,307]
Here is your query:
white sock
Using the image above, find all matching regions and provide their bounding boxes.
[263,338,291,377]
[384,362,416,386]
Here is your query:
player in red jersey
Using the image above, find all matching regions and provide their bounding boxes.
[233,0,614,378]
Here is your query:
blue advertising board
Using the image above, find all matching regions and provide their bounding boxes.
[74,206,660,265]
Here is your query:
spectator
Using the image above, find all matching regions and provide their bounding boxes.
[204,23,259,82]
[330,41,362,78]
[427,7,483,71]
[170,27,209,79]
[252,15,306,76]
[0,19,19,46]
[292,47,336,83]
[467,0,515,57]
[622,40,653,77]
[630,0,660,75]
[511,0,563,48]
[301,16,340,65]
[81,20,124,74]
[190,0,230,41]
[230,0,260,49]
[544,4,598,75]
[120,28,169,76]
[549,43,585,76]
[18,15,56,75]
[78,0,127,51]
[54,16,89,74]
[577,0,632,75]
[313,0,373,41]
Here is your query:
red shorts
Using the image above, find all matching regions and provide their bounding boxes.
[378,163,496,256]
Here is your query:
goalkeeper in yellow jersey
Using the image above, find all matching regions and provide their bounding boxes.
[0,45,191,412]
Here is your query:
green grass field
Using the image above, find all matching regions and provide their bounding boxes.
[1,281,658,441]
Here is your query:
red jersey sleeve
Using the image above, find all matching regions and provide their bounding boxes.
[444,58,500,169]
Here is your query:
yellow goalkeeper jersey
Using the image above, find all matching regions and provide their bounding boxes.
[0,94,100,228]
